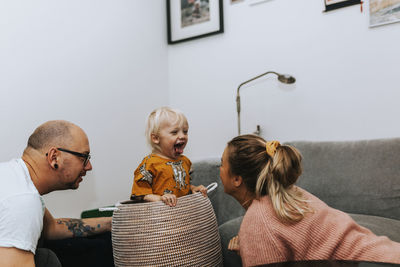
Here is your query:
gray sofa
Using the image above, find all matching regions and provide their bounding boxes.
[191,137,400,267]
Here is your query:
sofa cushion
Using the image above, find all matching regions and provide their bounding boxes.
[219,216,243,267]
[191,158,245,226]
[287,138,400,221]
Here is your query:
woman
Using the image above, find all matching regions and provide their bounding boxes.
[220,134,400,266]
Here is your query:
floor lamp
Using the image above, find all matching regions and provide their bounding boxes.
[236,71,296,135]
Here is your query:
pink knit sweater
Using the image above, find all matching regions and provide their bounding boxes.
[239,187,400,267]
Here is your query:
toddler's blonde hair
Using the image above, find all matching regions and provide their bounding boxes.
[145,107,188,152]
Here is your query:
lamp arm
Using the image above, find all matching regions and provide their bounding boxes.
[237,71,279,94]
[236,71,279,135]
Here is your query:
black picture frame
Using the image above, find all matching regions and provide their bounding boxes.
[167,0,224,44]
[324,0,361,12]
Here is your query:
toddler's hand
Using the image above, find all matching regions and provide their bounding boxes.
[192,185,208,197]
[161,193,177,207]
[228,235,240,255]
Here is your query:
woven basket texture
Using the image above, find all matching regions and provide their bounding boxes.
[112,193,223,267]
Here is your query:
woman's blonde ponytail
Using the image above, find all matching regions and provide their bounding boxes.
[265,146,312,223]
[227,135,312,223]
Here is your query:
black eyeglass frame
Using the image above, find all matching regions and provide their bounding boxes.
[57,148,91,166]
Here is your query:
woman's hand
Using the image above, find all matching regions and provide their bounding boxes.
[228,235,240,255]
[191,185,208,197]
[161,193,177,207]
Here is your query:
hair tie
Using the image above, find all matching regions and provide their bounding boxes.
[266,141,281,157]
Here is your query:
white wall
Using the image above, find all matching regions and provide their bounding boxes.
[0,1,169,218]
[168,0,400,161]
[2,0,400,217]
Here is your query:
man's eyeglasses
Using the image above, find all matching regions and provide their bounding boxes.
[57,148,91,166]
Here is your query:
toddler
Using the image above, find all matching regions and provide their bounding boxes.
[130,107,207,207]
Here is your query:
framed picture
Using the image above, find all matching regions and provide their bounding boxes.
[248,0,273,6]
[369,0,400,27]
[167,0,224,44]
[324,0,361,12]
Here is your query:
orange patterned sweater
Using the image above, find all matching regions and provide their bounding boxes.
[239,187,400,267]
[131,154,192,198]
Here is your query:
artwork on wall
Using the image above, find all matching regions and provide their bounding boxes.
[248,0,273,6]
[167,0,224,44]
[324,0,362,12]
[369,0,400,27]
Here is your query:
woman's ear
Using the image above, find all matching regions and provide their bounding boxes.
[233,175,243,188]
[151,133,159,144]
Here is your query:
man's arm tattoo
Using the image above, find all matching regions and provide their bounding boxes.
[56,219,96,237]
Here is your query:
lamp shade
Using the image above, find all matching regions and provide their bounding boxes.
[278,74,296,84]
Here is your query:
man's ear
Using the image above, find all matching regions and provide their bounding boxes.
[233,175,243,188]
[151,133,160,144]
[46,147,59,169]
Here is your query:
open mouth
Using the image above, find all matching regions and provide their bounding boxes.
[174,142,185,155]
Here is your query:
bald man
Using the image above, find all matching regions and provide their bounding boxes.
[0,120,111,267]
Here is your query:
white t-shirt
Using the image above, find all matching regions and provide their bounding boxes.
[0,159,45,254]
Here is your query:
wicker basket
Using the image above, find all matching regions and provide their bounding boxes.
[111,192,222,267]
